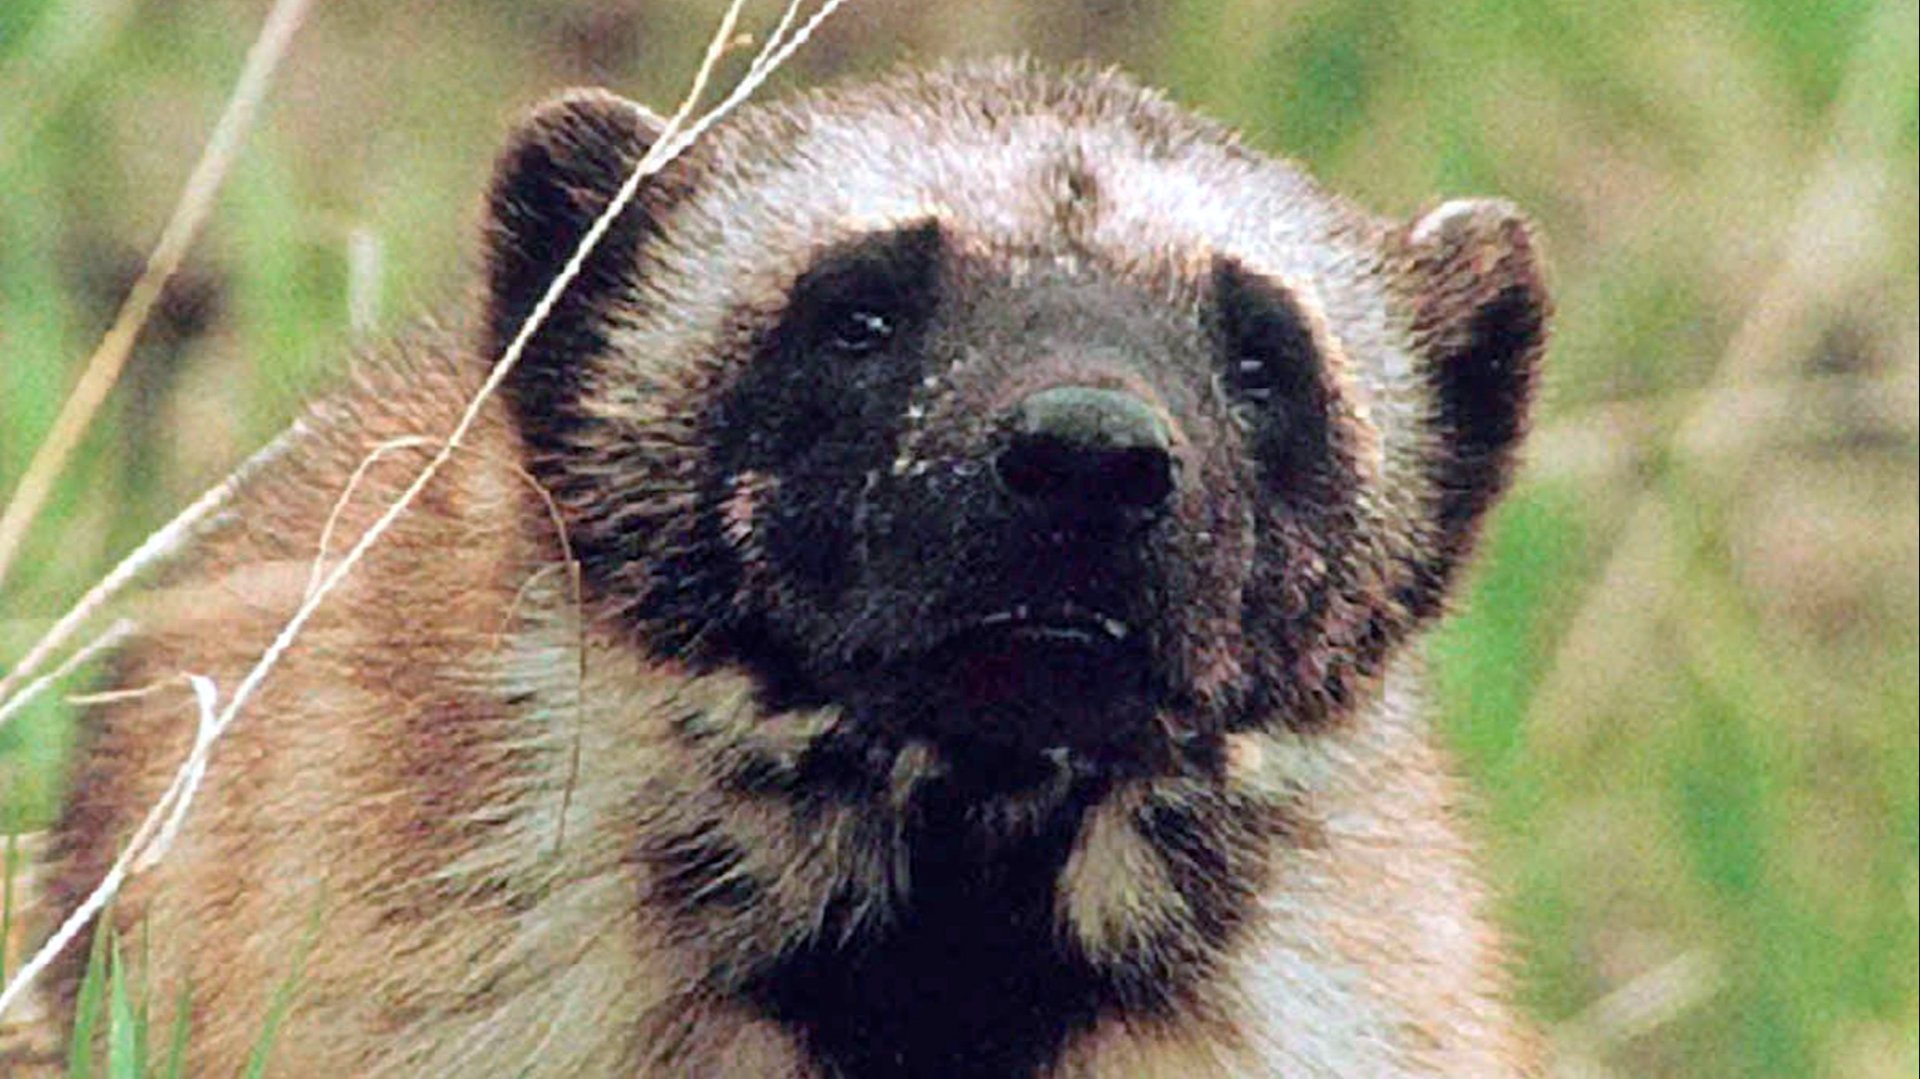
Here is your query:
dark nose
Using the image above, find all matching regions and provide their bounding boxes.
[995,386,1176,513]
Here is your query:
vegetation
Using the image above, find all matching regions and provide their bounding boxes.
[1,1,1914,1075]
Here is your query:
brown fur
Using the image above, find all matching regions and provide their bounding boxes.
[39,62,1548,1076]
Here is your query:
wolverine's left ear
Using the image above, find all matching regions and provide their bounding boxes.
[482,89,669,450]
[1393,198,1551,606]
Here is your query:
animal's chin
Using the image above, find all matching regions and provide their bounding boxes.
[722,598,1194,777]
[854,604,1170,766]
[937,611,1138,709]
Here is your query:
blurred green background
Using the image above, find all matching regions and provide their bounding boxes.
[0,0,1914,1075]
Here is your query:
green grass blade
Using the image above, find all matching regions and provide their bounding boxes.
[134,922,151,1079]
[240,905,321,1079]
[160,977,192,1079]
[1,831,16,988]
[65,907,112,1079]
[105,940,142,1079]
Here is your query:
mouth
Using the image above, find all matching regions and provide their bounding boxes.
[886,600,1154,758]
[967,602,1135,650]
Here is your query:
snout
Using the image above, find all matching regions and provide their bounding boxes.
[994,386,1178,521]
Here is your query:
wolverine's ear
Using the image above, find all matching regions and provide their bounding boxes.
[1395,198,1550,602]
[483,89,666,440]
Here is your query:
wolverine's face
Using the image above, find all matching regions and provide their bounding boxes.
[673,221,1374,778]
[487,74,1545,786]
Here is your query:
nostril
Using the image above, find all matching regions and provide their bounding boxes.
[996,434,1077,502]
[995,436,1176,511]
[994,387,1178,512]
[1102,445,1176,508]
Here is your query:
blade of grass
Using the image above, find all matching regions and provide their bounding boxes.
[106,940,141,1079]
[0,619,133,735]
[0,0,315,593]
[1,832,16,989]
[0,425,298,718]
[0,0,856,1035]
[66,904,111,1079]
[1522,8,1912,748]
[160,977,191,1079]
[135,922,152,1078]
[0,673,213,1023]
[239,903,321,1079]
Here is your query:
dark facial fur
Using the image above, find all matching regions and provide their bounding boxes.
[481,62,1549,1076]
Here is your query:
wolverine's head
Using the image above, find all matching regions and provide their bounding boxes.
[481,62,1547,790]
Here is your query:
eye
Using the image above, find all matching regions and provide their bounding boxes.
[1210,258,1318,413]
[1228,355,1280,404]
[822,306,896,355]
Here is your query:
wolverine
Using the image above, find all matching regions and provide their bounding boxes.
[38,61,1549,1076]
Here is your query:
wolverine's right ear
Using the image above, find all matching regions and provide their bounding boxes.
[483,89,666,438]
[1393,198,1550,613]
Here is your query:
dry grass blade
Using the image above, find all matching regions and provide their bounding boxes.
[0,424,303,722]
[0,672,218,1022]
[0,620,133,733]
[1551,950,1723,1077]
[0,0,855,1025]
[1528,369,1919,482]
[135,675,222,873]
[0,0,316,594]
[1522,17,1909,743]
[303,436,435,599]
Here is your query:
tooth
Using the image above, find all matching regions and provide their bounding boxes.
[1100,618,1128,640]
